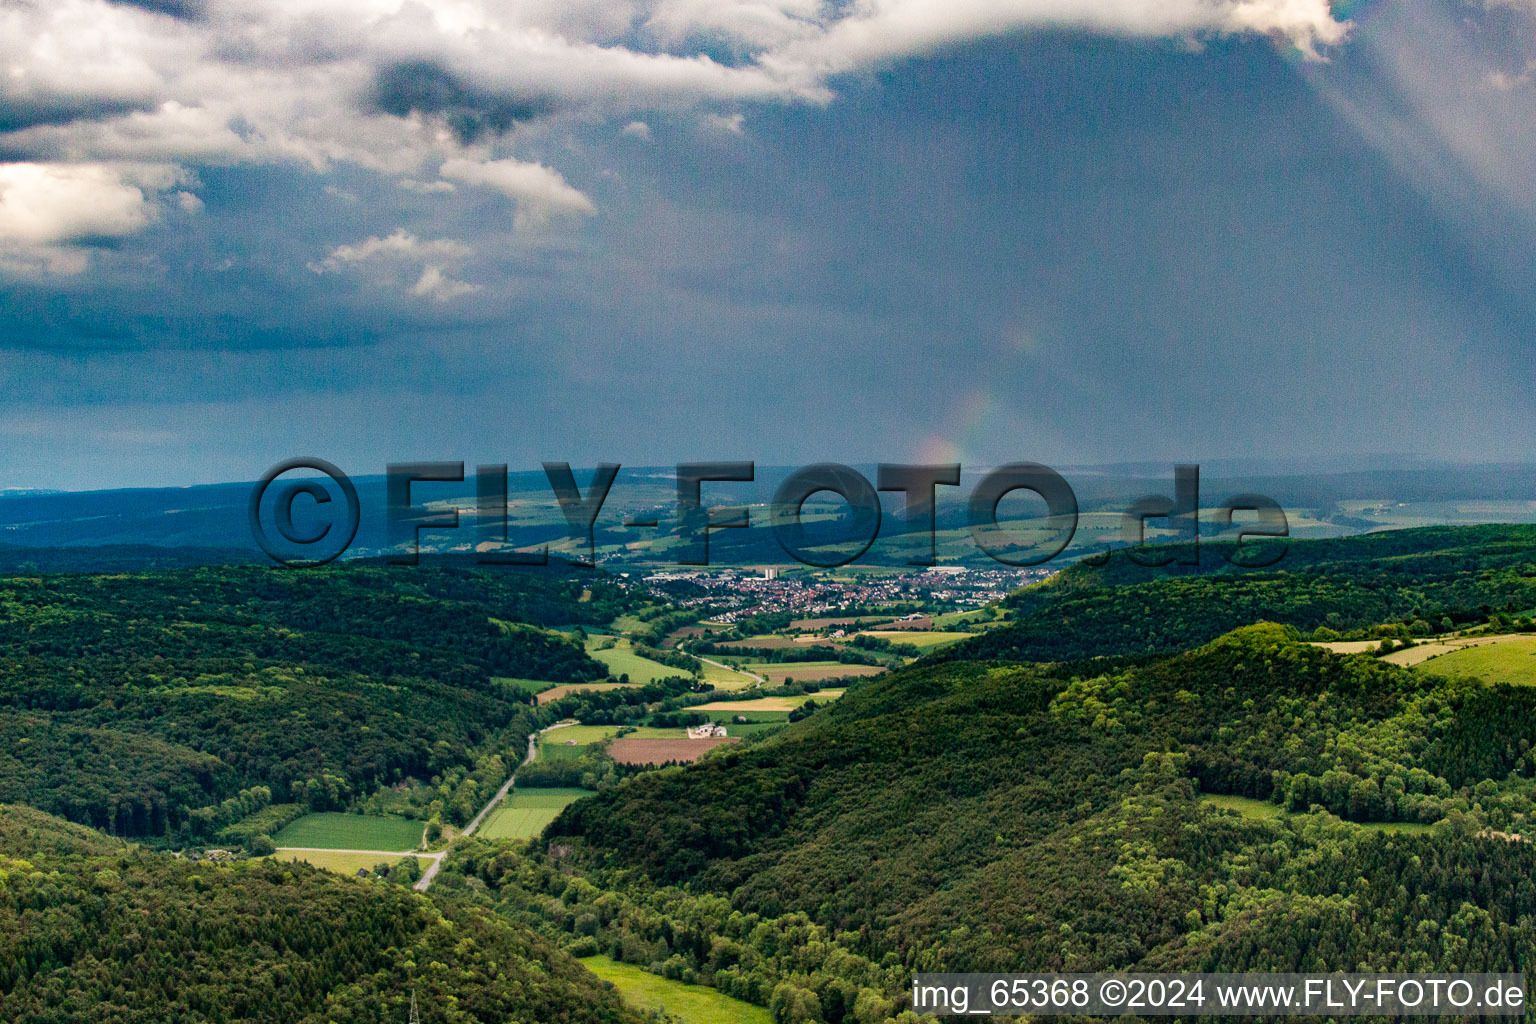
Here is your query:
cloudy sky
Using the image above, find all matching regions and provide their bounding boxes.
[0,0,1533,489]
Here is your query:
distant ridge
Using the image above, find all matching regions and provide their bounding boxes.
[0,543,254,573]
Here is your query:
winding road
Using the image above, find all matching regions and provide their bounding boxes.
[275,721,580,893]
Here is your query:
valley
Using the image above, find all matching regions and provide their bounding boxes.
[5,525,1536,1021]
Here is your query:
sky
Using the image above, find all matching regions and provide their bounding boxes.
[0,0,1534,490]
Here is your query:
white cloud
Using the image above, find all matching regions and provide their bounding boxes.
[399,178,458,193]
[0,161,191,274]
[0,0,1352,273]
[0,163,159,245]
[311,228,478,301]
[312,228,471,270]
[412,264,481,301]
[622,120,654,140]
[439,156,597,228]
[703,112,747,136]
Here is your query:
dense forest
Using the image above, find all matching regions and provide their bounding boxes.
[536,622,1536,1018]
[945,523,1536,664]
[0,804,646,1024]
[6,526,1536,1022]
[0,566,639,838]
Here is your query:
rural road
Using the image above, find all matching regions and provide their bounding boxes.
[698,656,765,684]
[274,846,447,891]
[278,721,580,894]
[415,720,579,890]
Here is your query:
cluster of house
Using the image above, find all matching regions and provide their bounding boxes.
[686,723,729,739]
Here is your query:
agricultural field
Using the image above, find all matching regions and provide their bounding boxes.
[1311,640,1386,655]
[698,659,758,689]
[706,709,791,723]
[789,616,894,630]
[692,693,841,713]
[855,629,974,648]
[536,682,634,705]
[930,609,995,628]
[1410,635,1536,684]
[749,663,884,685]
[269,849,434,876]
[541,726,693,759]
[478,788,591,840]
[608,737,738,765]
[715,635,808,650]
[712,721,784,738]
[544,725,686,746]
[272,813,423,851]
[1310,633,1531,669]
[545,724,627,745]
[578,956,773,1024]
[585,636,688,683]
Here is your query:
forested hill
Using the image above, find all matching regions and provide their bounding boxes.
[0,565,636,838]
[944,523,1536,664]
[547,625,1536,988]
[0,804,646,1024]
[0,543,253,572]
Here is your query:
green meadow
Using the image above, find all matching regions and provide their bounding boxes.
[1412,635,1536,686]
[1200,794,1436,833]
[579,956,773,1024]
[585,636,688,683]
[273,813,423,851]
[479,788,591,841]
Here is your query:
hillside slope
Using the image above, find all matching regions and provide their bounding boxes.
[0,566,632,837]
[0,804,645,1024]
[545,625,1536,989]
[946,523,1536,664]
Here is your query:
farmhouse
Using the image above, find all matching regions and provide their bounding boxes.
[687,723,729,738]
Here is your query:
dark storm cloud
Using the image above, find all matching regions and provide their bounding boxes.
[0,96,151,134]
[370,61,553,145]
[106,0,205,19]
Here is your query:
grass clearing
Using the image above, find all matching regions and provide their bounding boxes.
[1200,794,1284,820]
[706,709,791,722]
[272,813,422,851]
[586,636,687,684]
[693,698,805,712]
[270,849,433,876]
[536,682,635,705]
[931,610,992,628]
[479,788,590,840]
[1356,821,1436,834]
[580,956,772,1024]
[546,724,627,745]
[750,663,885,684]
[608,614,653,634]
[1201,795,1438,833]
[699,659,757,689]
[715,721,784,738]
[1409,635,1536,685]
[856,630,974,648]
